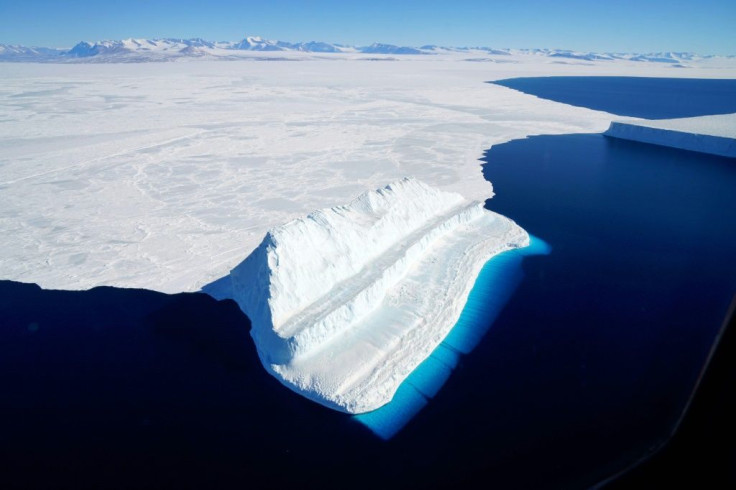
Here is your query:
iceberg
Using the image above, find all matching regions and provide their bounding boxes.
[604,113,736,158]
[230,178,529,413]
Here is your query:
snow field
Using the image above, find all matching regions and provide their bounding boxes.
[230,179,528,413]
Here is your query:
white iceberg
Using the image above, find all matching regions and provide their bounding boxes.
[604,113,736,158]
[230,178,528,413]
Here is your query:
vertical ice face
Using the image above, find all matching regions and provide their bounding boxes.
[230,178,529,413]
[604,114,736,158]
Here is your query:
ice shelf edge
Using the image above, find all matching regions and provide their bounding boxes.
[604,120,736,158]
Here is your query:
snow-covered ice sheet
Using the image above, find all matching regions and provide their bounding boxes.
[230,178,528,413]
[604,113,736,157]
[1,57,735,292]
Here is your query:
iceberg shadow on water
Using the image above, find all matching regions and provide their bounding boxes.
[355,234,551,439]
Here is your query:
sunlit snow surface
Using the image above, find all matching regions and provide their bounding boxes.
[229,178,528,413]
[356,235,551,439]
[5,55,733,293]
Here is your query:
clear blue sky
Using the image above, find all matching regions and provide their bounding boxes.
[1,0,735,55]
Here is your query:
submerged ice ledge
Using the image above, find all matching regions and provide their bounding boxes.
[230,178,529,413]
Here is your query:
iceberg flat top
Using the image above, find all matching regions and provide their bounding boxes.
[230,178,528,413]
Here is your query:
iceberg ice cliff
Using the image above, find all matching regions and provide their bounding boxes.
[604,113,736,158]
[231,178,529,413]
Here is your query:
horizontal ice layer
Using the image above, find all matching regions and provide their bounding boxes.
[604,113,736,158]
[230,178,529,413]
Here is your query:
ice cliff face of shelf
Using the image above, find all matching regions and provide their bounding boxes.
[231,178,529,413]
[604,113,736,158]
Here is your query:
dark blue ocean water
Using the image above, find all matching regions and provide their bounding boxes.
[480,132,736,481]
[2,77,735,489]
[491,76,736,118]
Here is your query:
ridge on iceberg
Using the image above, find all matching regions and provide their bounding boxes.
[231,178,529,413]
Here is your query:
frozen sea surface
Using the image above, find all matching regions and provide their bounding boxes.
[4,59,733,293]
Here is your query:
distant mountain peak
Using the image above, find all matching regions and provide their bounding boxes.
[0,35,723,63]
[359,42,425,55]
[66,41,98,57]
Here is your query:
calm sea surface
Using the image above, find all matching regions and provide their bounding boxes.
[491,76,736,118]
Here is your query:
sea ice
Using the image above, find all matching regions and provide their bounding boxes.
[230,178,528,413]
[2,57,735,294]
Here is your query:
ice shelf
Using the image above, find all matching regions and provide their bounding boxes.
[604,113,736,158]
[230,178,529,413]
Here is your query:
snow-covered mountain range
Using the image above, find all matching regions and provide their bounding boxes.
[0,35,724,63]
